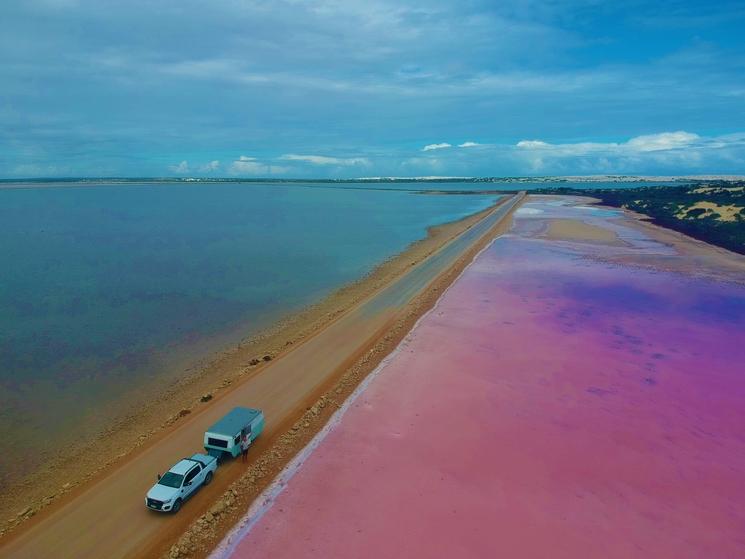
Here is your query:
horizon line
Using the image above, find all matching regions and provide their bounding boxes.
[2,174,744,183]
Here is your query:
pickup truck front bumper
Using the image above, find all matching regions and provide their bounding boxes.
[146,498,173,512]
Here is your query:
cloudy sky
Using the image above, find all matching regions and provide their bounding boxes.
[1,0,744,178]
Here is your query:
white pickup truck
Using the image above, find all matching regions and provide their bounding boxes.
[145,453,217,513]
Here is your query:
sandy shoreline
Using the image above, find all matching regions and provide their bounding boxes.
[0,195,512,540]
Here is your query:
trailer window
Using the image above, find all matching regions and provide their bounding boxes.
[207,437,228,448]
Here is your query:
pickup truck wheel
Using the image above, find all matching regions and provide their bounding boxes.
[204,471,213,485]
[171,499,182,513]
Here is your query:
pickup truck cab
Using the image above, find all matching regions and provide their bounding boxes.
[146,453,217,513]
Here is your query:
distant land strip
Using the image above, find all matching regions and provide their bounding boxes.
[2,174,745,187]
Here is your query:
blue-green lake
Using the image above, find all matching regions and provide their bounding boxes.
[0,181,498,485]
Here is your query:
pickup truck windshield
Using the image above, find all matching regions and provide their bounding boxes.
[158,472,184,488]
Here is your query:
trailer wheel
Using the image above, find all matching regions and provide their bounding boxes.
[172,499,182,513]
[204,471,213,485]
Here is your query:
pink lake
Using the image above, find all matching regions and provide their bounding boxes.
[216,197,745,559]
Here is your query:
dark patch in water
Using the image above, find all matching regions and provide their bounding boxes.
[561,279,671,315]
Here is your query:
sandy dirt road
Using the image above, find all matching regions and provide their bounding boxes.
[0,194,521,559]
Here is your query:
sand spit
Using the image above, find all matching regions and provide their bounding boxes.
[0,196,523,558]
[544,218,624,244]
[214,196,745,559]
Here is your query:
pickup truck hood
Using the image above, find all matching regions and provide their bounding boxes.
[147,483,180,503]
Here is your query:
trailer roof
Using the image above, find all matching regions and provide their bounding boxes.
[206,406,262,436]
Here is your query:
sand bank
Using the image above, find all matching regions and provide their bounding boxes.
[215,196,745,559]
[544,217,624,244]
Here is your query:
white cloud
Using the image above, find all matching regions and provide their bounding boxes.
[516,140,551,150]
[422,143,452,152]
[458,141,480,148]
[516,131,705,155]
[516,139,612,156]
[229,156,267,175]
[625,131,700,152]
[199,160,220,172]
[510,131,745,174]
[402,156,444,171]
[169,160,190,173]
[229,155,289,176]
[280,154,370,166]
[169,159,221,175]
[11,162,72,177]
